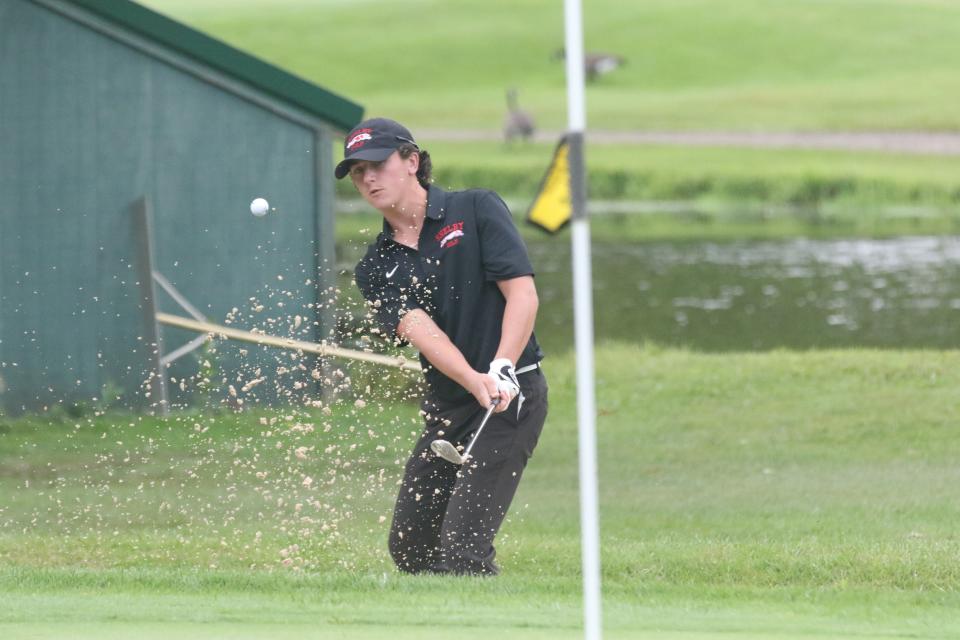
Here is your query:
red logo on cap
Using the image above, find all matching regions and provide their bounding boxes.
[346,129,373,150]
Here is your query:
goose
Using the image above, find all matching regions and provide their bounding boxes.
[552,48,626,82]
[503,87,535,143]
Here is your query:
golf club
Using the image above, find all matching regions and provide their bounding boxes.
[430,398,500,465]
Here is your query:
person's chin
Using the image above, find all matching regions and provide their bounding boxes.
[367,189,388,206]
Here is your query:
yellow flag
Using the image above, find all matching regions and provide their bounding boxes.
[526,136,572,233]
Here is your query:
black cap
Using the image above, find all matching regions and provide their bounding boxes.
[334,118,418,179]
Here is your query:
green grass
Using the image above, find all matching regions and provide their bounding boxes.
[2,346,960,638]
[336,205,960,251]
[140,0,960,212]
[334,142,960,242]
[406,141,960,210]
[424,141,960,197]
[139,0,960,132]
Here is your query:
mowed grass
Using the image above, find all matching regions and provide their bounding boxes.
[424,141,960,195]
[418,140,960,213]
[334,142,960,242]
[141,0,960,211]
[138,0,960,132]
[335,144,960,247]
[2,345,960,638]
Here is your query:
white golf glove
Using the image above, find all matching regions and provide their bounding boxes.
[487,358,520,402]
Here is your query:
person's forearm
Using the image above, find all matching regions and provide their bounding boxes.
[495,277,539,364]
[397,309,475,388]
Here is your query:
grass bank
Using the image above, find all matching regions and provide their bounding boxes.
[421,142,960,206]
[335,142,960,241]
[142,0,960,132]
[143,0,960,216]
[335,203,960,252]
[340,141,960,213]
[2,345,959,638]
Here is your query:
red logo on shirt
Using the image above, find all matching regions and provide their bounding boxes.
[436,222,464,249]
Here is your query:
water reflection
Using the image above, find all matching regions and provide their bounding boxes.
[531,236,960,352]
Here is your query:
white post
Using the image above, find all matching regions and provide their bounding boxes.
[564,1,602,639]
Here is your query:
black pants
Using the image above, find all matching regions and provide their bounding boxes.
[388,368,548,575]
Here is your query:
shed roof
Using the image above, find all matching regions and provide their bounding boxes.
[60,0,363,131]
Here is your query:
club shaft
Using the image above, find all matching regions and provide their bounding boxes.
[463,403,498,460]
[156,312,420,371]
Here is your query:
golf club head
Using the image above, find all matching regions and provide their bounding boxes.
[430,439,465,465]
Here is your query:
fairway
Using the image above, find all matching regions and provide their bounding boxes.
[8,1,960,638]
[2,346,959,638]
[140,0,960,132]
[413,140,960,213]
[132,0,960,211]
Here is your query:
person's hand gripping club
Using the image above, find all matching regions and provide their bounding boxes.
[488,358,520,405]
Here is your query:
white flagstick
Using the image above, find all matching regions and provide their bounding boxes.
[564,0,602,638]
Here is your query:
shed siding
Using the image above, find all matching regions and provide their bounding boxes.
[1,1,329,411]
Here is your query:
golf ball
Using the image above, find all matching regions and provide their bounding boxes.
[250,197,269,217]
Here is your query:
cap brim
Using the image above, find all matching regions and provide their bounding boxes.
[334,147,396,179]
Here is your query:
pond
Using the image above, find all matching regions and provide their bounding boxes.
[336,232,960,355]
[530,235,960,354]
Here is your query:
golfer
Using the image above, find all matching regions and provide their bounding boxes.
[336,118,548,575]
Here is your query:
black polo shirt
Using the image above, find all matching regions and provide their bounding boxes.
[354,185,544,403]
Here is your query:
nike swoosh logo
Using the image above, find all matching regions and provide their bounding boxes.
[386,264,399,278]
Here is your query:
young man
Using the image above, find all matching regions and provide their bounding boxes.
[335,118,548,575]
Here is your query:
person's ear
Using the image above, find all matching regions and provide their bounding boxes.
[406,152,420,175]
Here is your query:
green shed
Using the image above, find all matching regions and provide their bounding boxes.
[0,0,363,413]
